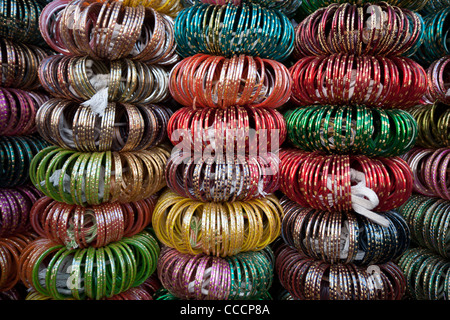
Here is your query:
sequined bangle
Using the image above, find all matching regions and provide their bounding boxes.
[294,2,424,58]
[19,230,160,300]
[174,3,295,61]
[280,148,414,213]
[276,243,406,300]
[152,189,283,256]
[40,0,179,64]
[36,98,172,152]
[29,145,170,205]
[285,105,418,157]
[290,54,427,108]
[157,246,274,300]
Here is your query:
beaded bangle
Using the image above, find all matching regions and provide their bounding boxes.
[169,53,292,109]
[414,7,450,66]
[152,189,283,256]
[0,232,37,291]
[298,0,429,15]
[36,99,171,152]
[165,150,280,202]
[119,0,183,18]
[29,145,170,205]
[398,247,450,300]
[0,185,43,237]
[167,106,286,154]
[19,230,160,300]
[0,0,45,45]
[0,135,51,188]
[174,3,295,61]
[409,103,450,149]
[0,38,48,90]
[39,0,178,64]
[280,196,410,265]
[285,105,418,157]
[276,243,406,300]
[38,55,170,104]
[280,148,413,213]
[157,246,274,300]
[293,2,424,58]
[0,88,49,136]
[29,194,158,249]
[397,194,450,258]
[290,54,427,108]
[402,147,450,200]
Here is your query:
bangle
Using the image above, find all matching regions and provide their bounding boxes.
[167,106,286,155]
[280,148,413,212]
[169,53,292,109]
[157,245,274,300]
[174,3,295,61]
[398,247,450,300]
[423,56,450,105]
[0,232,37,291]
[36,98,172,152]
[40,0,179,64]
[29,194,158,249]
[290,54,427,108]
[285,105,418,157]
[276,243,406,300]
[19,230,160,300]
[152,189,283,256]
[293,2,424,58]
[120,0,182,18]
[280,196,410,265]
[29,145,170,205]
[38,56,170,104]
[165,151,280,202]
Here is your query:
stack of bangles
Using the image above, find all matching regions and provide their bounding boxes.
[0,288,22,300]
[0,232,37,291]
[0,0,45,45]
[423,56,450,105]
[293,2,424,58]
[402,147,450,200]
[174,3,295,61]
[18,231,160,300]
[289,54,427,108]
[180,0,301,17]
[26,274,162,300]
[36,99,171,152]
[39,0,178,64]
[398,195,450,258]
[279,148,413,212]
[169,53,292,109]
[167,106,286,154]
[414,7,450,65]
[117,0,183,18]
[298,0,429,14]
[29,145,170,205]
[0,38,48,90]
[0,185,43,237]
[152,190,283,256]
[0,135,50,187]
[157,246,274,300]
[38,56,170,104]
[29,195,158,249]
[284,105,418,157]
[275,244,406,300]
[165,150,280,202]
[398,247,450,300]
[421,0,450,15]
[280,196,410,265]
[408,103,450,148]
[0,88,49,136]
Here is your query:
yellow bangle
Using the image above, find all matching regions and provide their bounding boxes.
[152,189,283,257]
